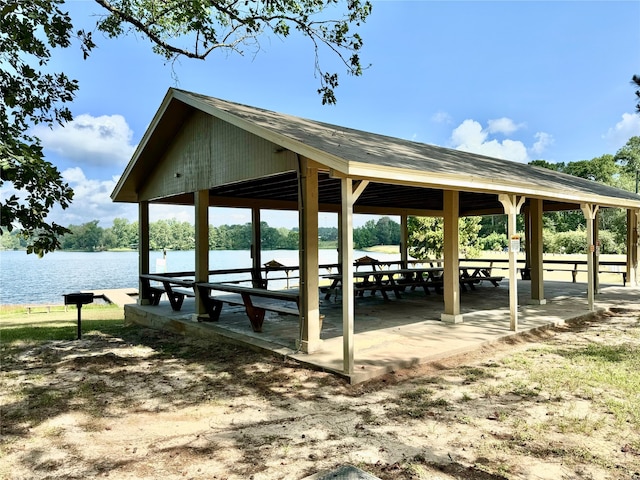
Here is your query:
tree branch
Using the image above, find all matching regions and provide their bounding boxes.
[92,0,371,104]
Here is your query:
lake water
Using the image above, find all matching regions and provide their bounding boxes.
[0,249,402,305]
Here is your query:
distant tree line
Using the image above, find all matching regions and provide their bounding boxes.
[0,211,629,256]
[0,216,399,252]
[2,137,638,256]
[407,137,640,259]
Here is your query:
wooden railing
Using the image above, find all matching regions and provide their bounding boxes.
[457,258,627,285]
[140,257,629,307]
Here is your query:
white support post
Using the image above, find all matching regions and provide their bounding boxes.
[298,159,321,353]
[339,177,369,375]
[499,194,525,331]
[581,203,599,311]
[341,178,355,374]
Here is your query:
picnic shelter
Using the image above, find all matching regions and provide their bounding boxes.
[111,88,640,375]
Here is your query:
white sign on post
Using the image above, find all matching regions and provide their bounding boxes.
[510,235,520,253]
[155,258,167,273]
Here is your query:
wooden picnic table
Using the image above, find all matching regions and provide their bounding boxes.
[140,274,195,311]
[458,266,504,291]
[323,269,402,300]
[196,282,300,332]
[322,265,503,301]
[322,267,444,301]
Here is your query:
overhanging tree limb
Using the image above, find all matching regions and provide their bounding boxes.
[1,0,94,256]
[633,74,640,114]
[93,0,372,104]
[1,0,371,256]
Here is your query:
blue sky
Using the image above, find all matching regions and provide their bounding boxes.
[28,0,640,230]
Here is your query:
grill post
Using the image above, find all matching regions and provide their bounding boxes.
[63,292,95,339]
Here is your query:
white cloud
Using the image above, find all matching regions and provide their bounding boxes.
[42,170,303,229]
[431,111,453,124]
[44,168,136,226]
[531,131,554,155]
[603,112,640,149]
[149,205,196,224]
[449,119,530,163]
[451,119,488,146]
[33,114,136,166]
[486,117,523,135]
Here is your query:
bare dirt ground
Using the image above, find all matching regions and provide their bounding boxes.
[2,309,639,480]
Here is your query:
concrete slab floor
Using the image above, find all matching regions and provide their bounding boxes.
[124,279,640,384]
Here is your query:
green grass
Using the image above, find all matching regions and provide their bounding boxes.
[1,302,121,318]
[558,343,640,426]
[1,319,127,343]
[504,338,640,430]
[0,304,126,343]
[388,387,452,418]
[460,366,496,383]
[457,317,640,475]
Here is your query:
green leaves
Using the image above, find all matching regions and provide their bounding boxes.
[633,75,640,114]
[1,0,371,256]
[408,216,482,260]
[614,136,640,175]
[1,0,91,256]
[94,0,372,104]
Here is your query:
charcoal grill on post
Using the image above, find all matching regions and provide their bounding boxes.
[63,292,94,339]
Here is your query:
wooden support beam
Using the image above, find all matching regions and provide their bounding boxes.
[627,209,639,286]
[400,212,409,269]
[352,179,369,199]
[298,158,321,353]
[138,201,150,305]
[529,198,546,304]
[251,207,263,288]
[594,210,600,293]
[341,177,356,374]
[195,190,210,317]
[441,190,462,323]
[523,205,532,271]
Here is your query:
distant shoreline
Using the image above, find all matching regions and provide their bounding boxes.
[0,244,399,254]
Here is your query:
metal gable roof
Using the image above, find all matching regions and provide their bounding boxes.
[112,88,640,212]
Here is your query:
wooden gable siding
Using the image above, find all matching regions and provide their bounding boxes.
[139,110,299,201]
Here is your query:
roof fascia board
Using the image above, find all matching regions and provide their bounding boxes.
[115,89,640,212]
[340,162,639,210]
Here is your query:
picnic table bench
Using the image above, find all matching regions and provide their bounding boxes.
[458,267,503,291]
[322,270,407,301]
[393,268,443,295]
[459,258,627,285]
[25,304,69,314]
[322,266,503,301]
[196,282,300,332]
[140,274,195,311]
[544,261,627,286]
